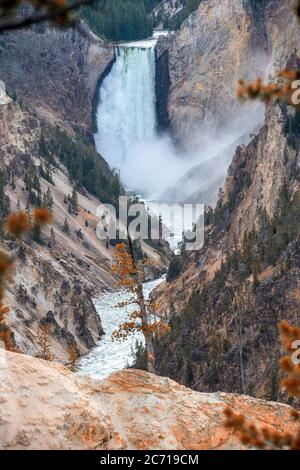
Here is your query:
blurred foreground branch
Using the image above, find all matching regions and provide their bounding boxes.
[0,0,96,33]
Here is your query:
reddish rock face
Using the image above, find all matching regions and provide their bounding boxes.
[0,351,297,450]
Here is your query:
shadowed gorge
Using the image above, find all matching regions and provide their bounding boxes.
[0,0,300,455]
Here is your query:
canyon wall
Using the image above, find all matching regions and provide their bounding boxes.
[0,90,122,361]
[0,15,121,362]
[154,96,300,400]
[0,20,168,360]
[0,18,121,361]
[156,0,300,151]
[152,0,300,403]
[0,21,114,135]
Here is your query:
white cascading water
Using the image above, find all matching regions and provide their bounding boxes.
[95,45,156,179]
[78,38,166,380]
[94,37,189,196]
[79,36,264,381]
[78,277,164,380]
[78,35,187,380]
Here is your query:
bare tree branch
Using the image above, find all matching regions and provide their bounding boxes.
[0,0,96,34]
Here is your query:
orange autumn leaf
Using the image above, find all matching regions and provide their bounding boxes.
[6,210,30,237]
[0,301,13,352]
[33,207,52,227]
[224,321,300,449]
[0,250,14,283]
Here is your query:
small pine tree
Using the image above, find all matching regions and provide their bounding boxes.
[43,187,53,212]
[252,258,260,290]
[62,217,70,234]
[35,324,53,361]
[31,224,41,243]
[17,242,26,262]
[0,171,10,235]
[11,175,16,190]
[16,284,27,304]
[71,188,78,215]
[25,198,31,220]
[67,344,77,372]
[50,227,56,247]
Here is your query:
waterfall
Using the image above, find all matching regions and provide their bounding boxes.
[94,33,263,201]
[95,45,156,177]
[94,35,192,197]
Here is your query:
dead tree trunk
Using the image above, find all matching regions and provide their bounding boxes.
[127,233,156,374]
[234,310,246,395]
[227,286,246,395]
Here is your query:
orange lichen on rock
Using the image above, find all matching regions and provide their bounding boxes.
[0,353,298,450]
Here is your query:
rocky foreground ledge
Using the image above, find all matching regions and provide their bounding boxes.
[0,351,296,450]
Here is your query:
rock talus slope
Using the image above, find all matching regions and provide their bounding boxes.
[0,351,297,450]
[0,95,115,361]
[0,87,168,362]
[0,19,117,361]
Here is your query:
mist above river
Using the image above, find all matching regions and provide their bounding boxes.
[94,39,195,197]
[95,36,264,200]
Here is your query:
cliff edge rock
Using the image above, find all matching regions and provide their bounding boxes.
[0,350,297,450]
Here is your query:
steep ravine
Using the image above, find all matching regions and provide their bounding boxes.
[0,93,117,361]
[0,17,175,363]
[0,0,299,409]
[0,83,169,362]
[78,276,165,380]
[0,1,300,452]
[153,100,300,401]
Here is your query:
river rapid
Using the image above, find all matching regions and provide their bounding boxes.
[78,31,177,380]
[77,276,165,379]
